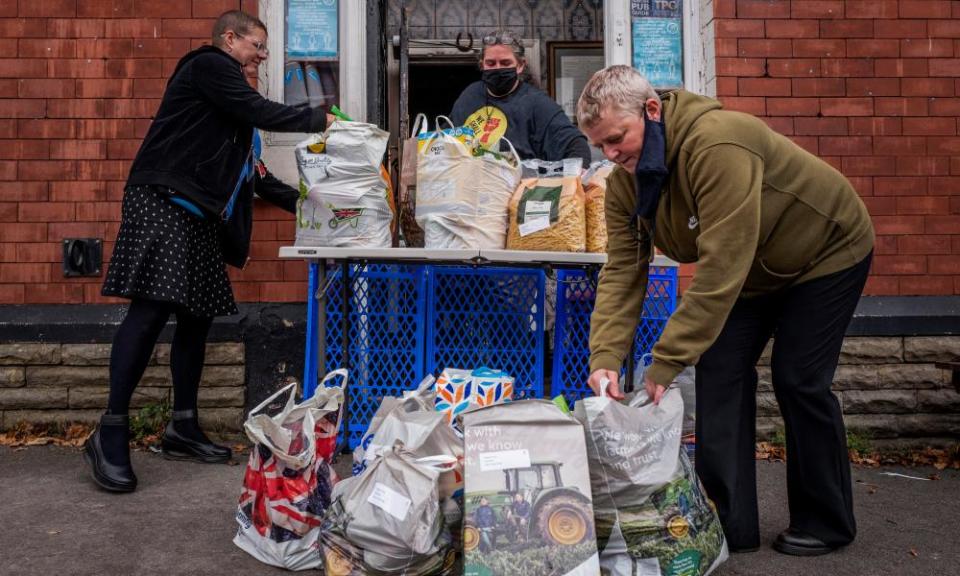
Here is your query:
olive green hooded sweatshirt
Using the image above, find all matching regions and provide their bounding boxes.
[589,90,875,387]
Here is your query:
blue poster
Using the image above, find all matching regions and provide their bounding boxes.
[287,0,338,59]
[632,17,683,88]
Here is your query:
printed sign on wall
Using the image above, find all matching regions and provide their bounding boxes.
[631,0,683,88]
[287,0,339,59]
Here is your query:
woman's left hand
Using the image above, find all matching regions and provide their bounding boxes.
[644,375,667,405]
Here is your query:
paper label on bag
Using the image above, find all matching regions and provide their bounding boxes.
[479,448,531,471]
[524,200,553,219]
[518,216,550,237]
[368,482,412,521]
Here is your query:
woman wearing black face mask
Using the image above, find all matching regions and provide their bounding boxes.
[450,31,592,166]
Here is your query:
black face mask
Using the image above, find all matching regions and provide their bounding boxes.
[634,109,668,232]
[482,67,519,97]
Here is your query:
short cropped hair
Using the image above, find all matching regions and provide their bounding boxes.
[212,10,267,47]
[577,65,661,128]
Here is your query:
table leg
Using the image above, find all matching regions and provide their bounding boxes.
[340,260,352,452]
[304,261,319,399]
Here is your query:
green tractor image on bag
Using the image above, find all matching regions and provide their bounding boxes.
[462,461,594,553]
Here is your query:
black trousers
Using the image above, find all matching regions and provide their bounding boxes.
[107,298,214,415]
[695,252,872,549]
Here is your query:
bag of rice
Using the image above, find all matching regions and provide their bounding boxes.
[583,161,615,253]
[506,158,585,252]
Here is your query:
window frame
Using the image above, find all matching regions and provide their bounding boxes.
[603,0,706,95]
[258,0,367,148]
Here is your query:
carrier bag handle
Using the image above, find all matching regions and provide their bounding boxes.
[410,113,429,138]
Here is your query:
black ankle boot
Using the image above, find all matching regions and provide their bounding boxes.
[83,414,137,493]
[161,409,231,463]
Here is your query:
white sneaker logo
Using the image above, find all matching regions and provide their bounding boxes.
[688,216,699,229]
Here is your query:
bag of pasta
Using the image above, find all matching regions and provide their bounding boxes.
[583,161,614,253]
[506,158,585,252]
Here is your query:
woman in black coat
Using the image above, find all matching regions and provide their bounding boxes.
[84,10,328,493]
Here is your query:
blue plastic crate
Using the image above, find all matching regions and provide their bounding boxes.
[426,267,545,401]
[307,263,427,449]
[552,265,678,406]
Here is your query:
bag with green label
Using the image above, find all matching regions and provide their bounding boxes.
[573,372,728,576]
[506,158,586,252]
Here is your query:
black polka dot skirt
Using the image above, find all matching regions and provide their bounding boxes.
[102,185,239,317]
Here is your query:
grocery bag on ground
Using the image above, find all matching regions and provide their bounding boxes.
[352,375,464,500]
[506,158,586,252]
[573,377,728,576]
[233,369,348,571]
[322,443,456,573]
[295,120,394,247]
[433,367,514,430]
[583,160,614,253]
[416,117,520,249]
[461,400,600,576]
[399,113,429,247]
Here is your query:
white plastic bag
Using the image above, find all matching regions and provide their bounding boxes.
[416,117,521,249]
[352,375,464,501]
[574,377,728,576]
[328,445,455,572]
[233,369,348,571]
[295,121,393,247]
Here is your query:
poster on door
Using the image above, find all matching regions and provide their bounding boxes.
[631,0,683,89]
[287,0,339,59]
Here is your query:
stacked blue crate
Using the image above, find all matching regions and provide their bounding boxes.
[425,267,545,400]
[552,265,678,406]
[319,263,427,449]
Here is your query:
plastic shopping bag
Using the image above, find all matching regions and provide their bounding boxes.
[295,121,394,247]
[416,117,520,249]
[325,444,456,573]
[233,370,347,571]
[461,400,600,576]
[352,375,464,501]
[506,158,586,252]
[573,376,728,576]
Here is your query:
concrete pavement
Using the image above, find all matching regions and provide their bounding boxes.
[1,446,957,575]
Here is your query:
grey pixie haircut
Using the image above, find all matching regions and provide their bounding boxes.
[577,65,661,128]
[212,10,267,46]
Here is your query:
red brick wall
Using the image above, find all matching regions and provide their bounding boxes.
[713,0,960,296]
[1,0,958,304]
[0,0,311,307]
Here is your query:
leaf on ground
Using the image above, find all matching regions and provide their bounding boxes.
[909,548,919,557]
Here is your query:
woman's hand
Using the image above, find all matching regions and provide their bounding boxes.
[644,375,667,405]
[587,369,623,400]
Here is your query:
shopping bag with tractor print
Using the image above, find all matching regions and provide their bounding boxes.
[461,400,600,576]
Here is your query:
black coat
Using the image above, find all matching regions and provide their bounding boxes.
[126,45,325,217]
[221,162,299,268]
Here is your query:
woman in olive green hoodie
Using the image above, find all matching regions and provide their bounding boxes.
[577,66,874,557]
